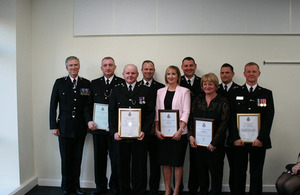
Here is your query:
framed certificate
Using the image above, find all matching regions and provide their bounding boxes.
[237,113,261,143]
[194,118,214,147]
[159,110,179,137]
[93,103,109,130]
[118,108,141,138]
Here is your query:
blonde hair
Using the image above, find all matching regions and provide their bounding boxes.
[164,65,181,85]
[201,73,219,90]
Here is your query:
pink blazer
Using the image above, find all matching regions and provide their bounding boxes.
[155,85,191,134]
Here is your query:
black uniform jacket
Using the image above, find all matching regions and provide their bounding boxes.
[109,82,155,142]
[217,82,240,98]
[229,84,275,149]
[50,76,90,138]
[180,74,202,98]
[85,75,125,134]
[138,79,165,99]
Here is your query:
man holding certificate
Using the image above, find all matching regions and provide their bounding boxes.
[109,64,155,195]
[229,62,275,195]
[188,73,230,195]
[85,57,124,195]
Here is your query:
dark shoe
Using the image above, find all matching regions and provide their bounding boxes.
[90,189,107,195]
[150,190,161,195]
[110,189,120,195]
[62,190,71,195]
[73,188,85,195]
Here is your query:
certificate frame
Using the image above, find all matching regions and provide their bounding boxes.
[93,103,109,131]
[118,108,141,138]
[194,118,214,147]
[158,109,179,137]
[237,113,261,143]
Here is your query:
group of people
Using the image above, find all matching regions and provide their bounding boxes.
[50,56,278,195]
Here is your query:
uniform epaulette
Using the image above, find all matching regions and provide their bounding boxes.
[100,77,104,80]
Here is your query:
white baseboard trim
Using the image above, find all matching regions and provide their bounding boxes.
[38,178,96,188]
[38,179,277,192]
[9,176,38,195]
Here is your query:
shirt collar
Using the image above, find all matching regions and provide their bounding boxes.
[69,75,78,82]
[184,75,195,86]
[222,81,233,91]
[245,83,258,92]
[104,75,114,84]
[126,81,137,90]
[143,79,153,87]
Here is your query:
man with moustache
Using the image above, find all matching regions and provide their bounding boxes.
[138,60,164,195]
[50,56,90,195]
[109,64,155,195]
[216,63,240,193]
[230,62,275,195]
[85,57,124,195]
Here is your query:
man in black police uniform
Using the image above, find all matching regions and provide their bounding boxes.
[109,64,155,195]
[180,57,202,98]
[180,57,202,194]
[138,60,164,195]
[216,63,240,193]
[49,56,90,195]
[230,62,274,195]
[85,57,124,195]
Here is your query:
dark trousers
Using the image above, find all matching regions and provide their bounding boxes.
[92,133,118,192]
[58,135,86,191]
[146,135,161,193]
[117,140,147,195]
[189,146,225,195]
[188,146,199,193]
[231,147,266,195]
[225,146,234,193]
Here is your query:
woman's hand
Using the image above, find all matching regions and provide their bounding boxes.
[207,144,216,152]
[155,129,165,140]
[172,129,182,140]
[292,163,300,174]
[189,136,197,148]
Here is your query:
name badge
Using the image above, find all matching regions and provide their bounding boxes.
[236,96,244,100]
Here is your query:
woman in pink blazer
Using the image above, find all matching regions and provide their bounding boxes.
[155,65,191,195]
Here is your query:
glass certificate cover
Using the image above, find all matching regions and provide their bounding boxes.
[194,118,214,147]
[93,103,109,130]
[118,108,141,138]
[159,110,179,137]
[237,113,261,143]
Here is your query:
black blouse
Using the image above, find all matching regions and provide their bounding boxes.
[188,94,230,147]
[164,90,175,110]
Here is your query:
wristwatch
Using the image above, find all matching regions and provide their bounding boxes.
[179,127,184,132]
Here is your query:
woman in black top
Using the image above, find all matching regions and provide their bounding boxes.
[276,152,300,195]
[188,73,230,195]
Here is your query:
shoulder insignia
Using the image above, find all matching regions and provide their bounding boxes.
[100,77,103,80]
[62,76,68,80]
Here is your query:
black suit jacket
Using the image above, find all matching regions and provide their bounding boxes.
[50,76,90,138]
[180,75,202,98]
[229,84,275,149]
[138,79,165,100]
[85,75,125,134]
[217,82,240,98]
[109,82,155,142]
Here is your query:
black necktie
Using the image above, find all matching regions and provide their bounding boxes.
[250,87,253,93]
[187,79,191,88]
[73,79,76,89]
[146,82,149,86]
[106,79,109,85]
[129,85,133,92]
[224,85,228,92]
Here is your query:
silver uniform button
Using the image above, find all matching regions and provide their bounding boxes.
[74,99,77,101]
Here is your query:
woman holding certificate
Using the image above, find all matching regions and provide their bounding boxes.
[188,73,230,195]
[155,65,191,195]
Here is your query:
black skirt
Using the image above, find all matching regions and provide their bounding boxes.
[157,134,188,167]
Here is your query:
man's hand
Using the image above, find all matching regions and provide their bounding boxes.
[51,129,60,136]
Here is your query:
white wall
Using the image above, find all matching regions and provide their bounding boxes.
[16,0,35,184]
[0,0,20,186]
[28,0,300,192]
